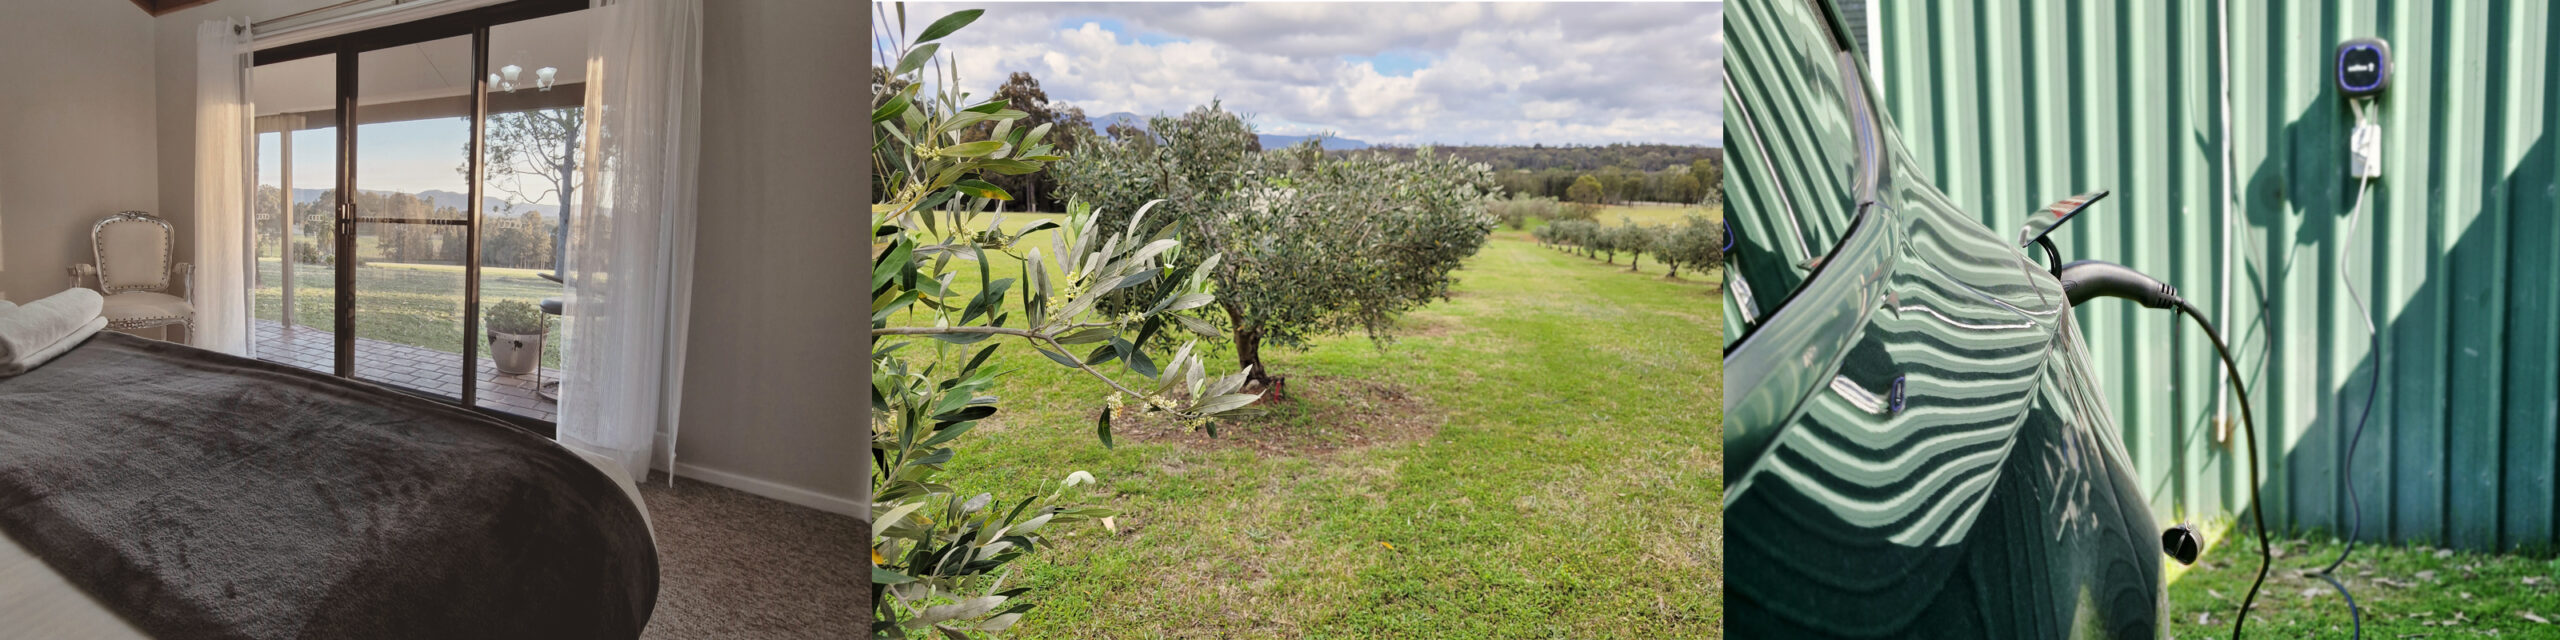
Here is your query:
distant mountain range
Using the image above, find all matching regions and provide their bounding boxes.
[288,187,562,220]
[1088,112,1372,151]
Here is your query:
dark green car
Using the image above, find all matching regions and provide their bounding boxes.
[1722,0,2164,637]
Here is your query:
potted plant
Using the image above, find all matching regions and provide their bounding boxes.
[486,300,547,375]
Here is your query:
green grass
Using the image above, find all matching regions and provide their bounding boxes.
[888,218,1721,637]
[2166,529,2560,636]
[253,256,564,368]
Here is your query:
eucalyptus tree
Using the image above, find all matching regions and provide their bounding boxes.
[870,6,1258,636]
[1567,174,1606,204]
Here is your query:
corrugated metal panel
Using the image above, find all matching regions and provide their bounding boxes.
[1874,0,2558,552]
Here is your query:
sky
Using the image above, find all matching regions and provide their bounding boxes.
[877,2,1721,147]
[258,118,555,201]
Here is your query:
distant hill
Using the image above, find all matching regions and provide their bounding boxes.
[1087,111,1371,150]
[289,187,562,221]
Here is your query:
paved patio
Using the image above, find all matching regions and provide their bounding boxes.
[253,319,558,421]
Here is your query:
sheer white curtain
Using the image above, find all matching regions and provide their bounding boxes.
[559,0,702,483]
[193,18,254,356]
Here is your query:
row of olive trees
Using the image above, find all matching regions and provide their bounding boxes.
[1052,103,1498,391]
[1535,216,1724,279]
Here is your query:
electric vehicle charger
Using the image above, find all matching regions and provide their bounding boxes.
[2047,38,2392,640]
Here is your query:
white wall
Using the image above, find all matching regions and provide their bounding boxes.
[675,0,864,513]
[151,0,863,513]
[0,1,160,303]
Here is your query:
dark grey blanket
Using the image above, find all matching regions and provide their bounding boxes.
[0,332,656,639]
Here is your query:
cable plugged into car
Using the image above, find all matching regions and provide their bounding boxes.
[2057,258,2273,640]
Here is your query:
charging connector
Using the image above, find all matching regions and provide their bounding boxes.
[2349,98,2383,179]
[2350,116,2382,178]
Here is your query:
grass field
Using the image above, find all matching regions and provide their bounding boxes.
[253,254,564,368]
[885,216,1721,637]
[2165,530,2560,636]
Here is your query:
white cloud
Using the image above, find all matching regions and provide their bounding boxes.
[878,2,1720,147]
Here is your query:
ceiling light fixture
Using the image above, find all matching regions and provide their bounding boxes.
[489,64,559,93]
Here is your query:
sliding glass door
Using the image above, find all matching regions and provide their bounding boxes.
[246,0,585,423]
[349,34,478,399]
[251,54,339,375]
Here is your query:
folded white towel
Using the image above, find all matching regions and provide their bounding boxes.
[0,288,106,376]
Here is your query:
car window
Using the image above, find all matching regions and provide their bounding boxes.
[1722,0,1865,346]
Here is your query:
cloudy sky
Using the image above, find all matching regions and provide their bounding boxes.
[875,2,1720,147]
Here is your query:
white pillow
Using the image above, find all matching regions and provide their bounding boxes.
[0,288,106,376]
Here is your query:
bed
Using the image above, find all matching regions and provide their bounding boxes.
[0,331,657,638]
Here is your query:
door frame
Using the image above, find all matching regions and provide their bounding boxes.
[249,0,583,411]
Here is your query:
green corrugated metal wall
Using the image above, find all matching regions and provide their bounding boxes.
[1873,1,2558,553]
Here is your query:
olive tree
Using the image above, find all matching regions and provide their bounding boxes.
[1658,215,1724,280]
[1053,105,1497,389]
[1611,220,1655,271]
[870,7,1258,636]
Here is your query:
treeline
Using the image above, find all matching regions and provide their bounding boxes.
[871,66,1727,211]
[371,211,556,269]
[1336,144,1715,173]
[253,186,561,270]
[1511,164,1717,205]
[1347,148,1719,205]
[1534,216,1725,281]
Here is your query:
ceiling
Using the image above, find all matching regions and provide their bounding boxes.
[252,9,594,117]
[125,0,221,16]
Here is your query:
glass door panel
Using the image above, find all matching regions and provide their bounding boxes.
[351,34,476,399]
[250,54,338,375]
[476,11,593,421]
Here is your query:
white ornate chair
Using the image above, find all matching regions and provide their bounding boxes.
[66,211,194,343]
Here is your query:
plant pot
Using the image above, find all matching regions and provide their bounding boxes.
[489,330,544,376]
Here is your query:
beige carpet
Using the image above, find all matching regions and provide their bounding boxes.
[637,472,863,639]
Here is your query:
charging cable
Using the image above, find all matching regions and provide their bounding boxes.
[2054,262,2271,640]
[2059,98,2383,639]
[2312,96,2384,640]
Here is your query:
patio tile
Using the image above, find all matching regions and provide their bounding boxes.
[254,319,556,422]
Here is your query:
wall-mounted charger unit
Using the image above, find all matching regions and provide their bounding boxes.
[2339,37,2390,178]
[2336,38,2391,98]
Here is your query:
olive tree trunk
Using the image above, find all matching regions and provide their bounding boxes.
[1223,301,1282,398]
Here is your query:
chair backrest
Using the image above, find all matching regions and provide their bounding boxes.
[92,211,173,294]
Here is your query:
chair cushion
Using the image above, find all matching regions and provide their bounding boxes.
[97,220,171,292]
[100,292,192,324]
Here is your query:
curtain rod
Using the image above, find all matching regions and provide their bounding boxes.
[253,0,437,32]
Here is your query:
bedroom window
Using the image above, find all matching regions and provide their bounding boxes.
[247,0,588,424]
